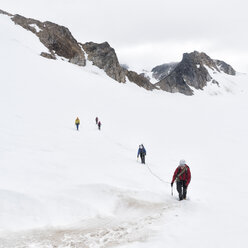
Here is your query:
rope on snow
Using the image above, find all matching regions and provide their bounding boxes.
[145,163,170,185]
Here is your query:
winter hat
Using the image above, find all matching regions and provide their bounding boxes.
[179,159,186,166]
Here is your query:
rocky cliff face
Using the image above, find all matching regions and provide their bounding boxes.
[215,60,236,75]
[155,51,236,95]
[1,9,237,95]
[11,14,86,66]
[81,42,126,83]
[81,41,156,90]
[125,70,157,91]
[152,62,178,81]
[4,10,155,91]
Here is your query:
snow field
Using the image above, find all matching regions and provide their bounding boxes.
[0,12,248,248]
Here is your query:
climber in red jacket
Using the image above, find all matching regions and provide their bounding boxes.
[171,160,191,200]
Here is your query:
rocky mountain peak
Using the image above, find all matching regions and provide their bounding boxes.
[215,60,236,75]
[182,51,219,71]
[81,41,156,90]
[155,51,236,95]
[2,10,155,90]
[81,41,126,83]
[11,14,86,66]
[0,9,237,95]
[182,51,236,76]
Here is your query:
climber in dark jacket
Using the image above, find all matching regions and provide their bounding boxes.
[137,144,146,164]
[98,121,101,130]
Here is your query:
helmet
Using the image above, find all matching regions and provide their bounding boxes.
[179,159,186,166]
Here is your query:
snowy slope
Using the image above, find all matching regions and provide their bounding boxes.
[0,12,248,248]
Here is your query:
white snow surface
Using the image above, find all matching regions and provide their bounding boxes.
[29,24,42,33]
[0,13,248,248]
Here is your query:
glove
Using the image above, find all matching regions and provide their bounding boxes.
[171,182,173,187]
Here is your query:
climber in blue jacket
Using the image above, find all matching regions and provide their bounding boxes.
[137,144,146,164]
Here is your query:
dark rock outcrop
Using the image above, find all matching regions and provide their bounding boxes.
[156,71,194,95]
[0,9,13,16]
[176,51,218,89]
[125,70,157,91]
[81,42,126,83]
[215,60,236,75]
[152,62,178,81]
[140,72,151,81]
[155,51,236,95]
[2,9,237,95]
[40,52,56,60]
[7,11,156,90]
[82,41,156,90]
[11,14,86,66]
[0,9,158,91]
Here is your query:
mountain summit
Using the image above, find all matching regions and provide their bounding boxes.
[0,9,155,92]
[155,51,236,95]
[0,9,237,96]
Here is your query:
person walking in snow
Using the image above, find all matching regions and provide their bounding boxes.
[137,144,146,164]
[171,160,191,200]
[95,117,99,125]
[98,121,101,130]
[75,117,80,131]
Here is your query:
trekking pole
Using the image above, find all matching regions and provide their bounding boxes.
[171,185,173,196]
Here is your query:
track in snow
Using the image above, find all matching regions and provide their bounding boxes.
[0,192,179,248]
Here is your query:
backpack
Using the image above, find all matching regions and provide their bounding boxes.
[176,166,188,181]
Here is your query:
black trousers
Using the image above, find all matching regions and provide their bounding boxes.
[140,153,145,164]
[176,180,187,200]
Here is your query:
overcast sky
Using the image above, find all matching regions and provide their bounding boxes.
[1,0,248,72]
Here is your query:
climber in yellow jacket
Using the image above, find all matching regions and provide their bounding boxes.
[75,117,80,131]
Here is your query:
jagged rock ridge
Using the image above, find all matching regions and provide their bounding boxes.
[0,9,237,95]
[11,14,86,66]
[81,42,126,83]
[0,9,12,16]
[155,51,236,95]
[125,70,156,91]
[215,60,236,75]
[0,9,155,91]
[152,62,178,81]
[81,41,156,89]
